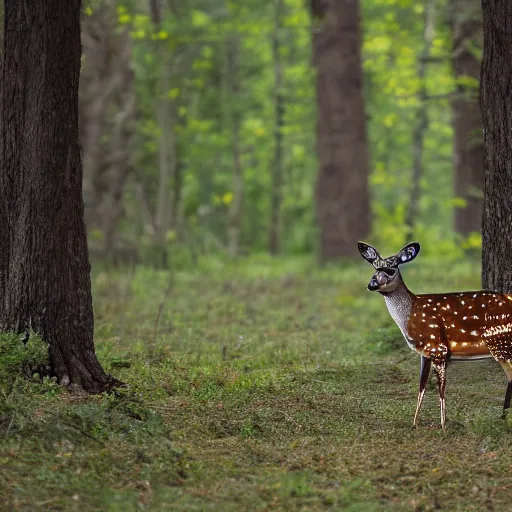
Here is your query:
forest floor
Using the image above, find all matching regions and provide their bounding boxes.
[1,255,511,511]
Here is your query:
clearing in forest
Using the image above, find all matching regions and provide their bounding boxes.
[1,256,511,511]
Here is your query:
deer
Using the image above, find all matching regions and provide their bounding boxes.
[358,241,512,430]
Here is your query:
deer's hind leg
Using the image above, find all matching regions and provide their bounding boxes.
[413,356,431,427]
[498,359,512,417]
[484,335,512,418]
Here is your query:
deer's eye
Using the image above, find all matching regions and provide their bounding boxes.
[380,268,396,277]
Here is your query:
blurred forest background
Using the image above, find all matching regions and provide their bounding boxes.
[72,0,483,268]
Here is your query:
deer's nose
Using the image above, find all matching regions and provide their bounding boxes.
[376,273,388,286]
[368,278,379,291]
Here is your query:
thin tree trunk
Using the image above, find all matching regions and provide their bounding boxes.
[154,55,172,266]
[0,0,116,392]
[151,0,178,268]
[227,37,244,258]
[405,0,435,237]
[311,0,371,260]
[269,0,285,255]
[152,1,170,267]
[451,0,484,235]
[480,1,512,292]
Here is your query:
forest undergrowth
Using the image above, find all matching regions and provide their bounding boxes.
[1,254,511,511]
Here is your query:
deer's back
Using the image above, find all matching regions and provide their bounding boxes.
[407,291,512,360]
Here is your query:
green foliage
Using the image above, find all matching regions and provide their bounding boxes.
[0,332,48,391]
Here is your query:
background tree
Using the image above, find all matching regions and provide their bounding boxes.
[480,0,512,292]
[311,0,371,260]
[0,0,114,392]
[80,0,136,263]
[404,0,435,237]
[268,0,285,255]
[451,0,484,236]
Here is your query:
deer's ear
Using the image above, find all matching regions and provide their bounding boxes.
[395,242,420,264]
[358,242,380,264]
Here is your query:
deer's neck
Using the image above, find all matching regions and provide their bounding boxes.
[382,274,414,345]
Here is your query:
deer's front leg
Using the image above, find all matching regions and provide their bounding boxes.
[413,356,431,427]
[432,360,447,430]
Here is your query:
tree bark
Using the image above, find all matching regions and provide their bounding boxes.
[312,0,371,260]
[451,0,484,235]
[480,1,512,292]
[0,2,4,56]
[0,0,117,392]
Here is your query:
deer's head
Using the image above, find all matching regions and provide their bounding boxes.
[358,242,420,294]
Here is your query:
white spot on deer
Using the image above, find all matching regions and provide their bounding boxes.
[473,294,478,298]
[451,341,457,347]
[422,313,426,317]
[451,323,456,328]
[471,330,478,336]
[430,334,436,339]
[473,315,479,320]
[462,342,468,347]
[463,316,468,320]
[461,300,466,305]
[429,324,437,328]
[460,329,466,333]
[428,298,432,303]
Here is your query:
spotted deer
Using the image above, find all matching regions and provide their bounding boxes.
[358,241,512,430]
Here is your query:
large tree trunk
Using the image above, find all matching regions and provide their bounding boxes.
[312,0,371,261]
[452,0,484,235]
[0,0,116,392]
[480,1,512,292]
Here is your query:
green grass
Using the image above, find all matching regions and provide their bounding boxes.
[1,254,511,511]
